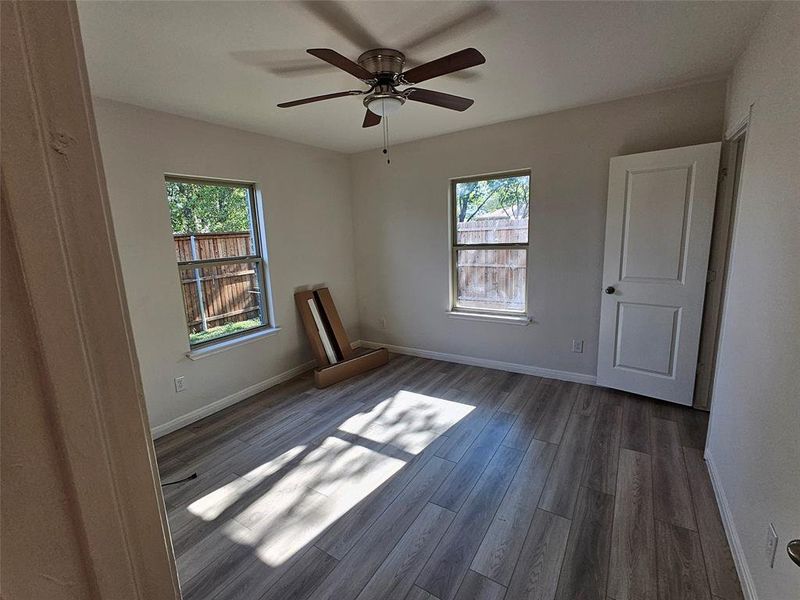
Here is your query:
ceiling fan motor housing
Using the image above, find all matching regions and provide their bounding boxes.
[359,49,407,116]
[357,48,405,80]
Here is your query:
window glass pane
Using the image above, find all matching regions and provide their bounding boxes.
[180,260,264,345]
[455,175,529,244]
[167,180,255,260]
[456,248,526,312]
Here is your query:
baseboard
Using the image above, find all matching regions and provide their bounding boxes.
[150,360,315,439]
[357,340,597,385]
[704,449,758,600]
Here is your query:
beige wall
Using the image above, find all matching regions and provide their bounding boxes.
[706,4,800,598]
[350,81,726,377]
[93,99,358,433]
[1,206,94,599]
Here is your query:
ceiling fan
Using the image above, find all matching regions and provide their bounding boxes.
[277,47,486,128]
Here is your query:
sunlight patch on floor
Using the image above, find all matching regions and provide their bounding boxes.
[187,445,307,521]
[338,390,475,452]
[226,441,406,566]
[188,390,474,567]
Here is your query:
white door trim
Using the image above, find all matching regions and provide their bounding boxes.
[2,1,180,597]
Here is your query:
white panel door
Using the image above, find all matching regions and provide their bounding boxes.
[597,143,721,405]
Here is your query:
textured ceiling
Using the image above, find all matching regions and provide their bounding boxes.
[77,1,768,153]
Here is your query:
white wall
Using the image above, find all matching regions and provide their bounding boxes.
[350,81,726,378]
[93,99,358,433]
[706,4,800,599]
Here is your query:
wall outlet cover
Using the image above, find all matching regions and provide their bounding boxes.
[571,339,584,353]
[174,376,186,393]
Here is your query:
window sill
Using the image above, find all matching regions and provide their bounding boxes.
[186,326,281,360]
[446,311,532,326]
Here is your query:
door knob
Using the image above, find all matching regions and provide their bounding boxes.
[788,539,800,568]
[605,286,616,294]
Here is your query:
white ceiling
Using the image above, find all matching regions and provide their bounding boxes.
[77,1,767,153]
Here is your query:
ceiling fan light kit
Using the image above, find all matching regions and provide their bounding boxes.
[277,45,486,161]
[365,92,404,116]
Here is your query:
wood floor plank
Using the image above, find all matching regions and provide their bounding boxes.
[655,520,711,600]
[431,411,517,512]
[538,399,598,518]
[649,398,683,423]
[406,585,441,600]
[307,456,455,600]
[650,418,697,531]
[503,378,557,450]
[683,448,743,600]
[356,503,456,600]
[608,449,656,600]
[417,445,524,600]
[435,403,496,463]
[471,439,557,585]
[554,486,614,600]
[178,527,252,594]
[573,384,598,417]
[582,391,623,495]
[315,435,447,560]
[435,375,511,462]
[505,509,571,600]
[209,542,308,600]
[453,570,506,600]
[678,409,709,450]
[534,381,578,444]
[260,546,338,600]
[620,393,651,453]
[499,375,542,415]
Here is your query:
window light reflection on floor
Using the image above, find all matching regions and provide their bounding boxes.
[185,390,475,567]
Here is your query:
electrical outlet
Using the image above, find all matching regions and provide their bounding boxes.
[766,523,778,568]
[174,376,186,393]
[379,316,387,330]
[571,339,584,353]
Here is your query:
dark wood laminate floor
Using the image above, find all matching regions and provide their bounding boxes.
[155,354,743,600]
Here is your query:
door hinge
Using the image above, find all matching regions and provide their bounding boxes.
[707,269,716,283]
[718,166,728,182]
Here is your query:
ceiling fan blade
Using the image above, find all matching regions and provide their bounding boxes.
[402,48,485,84]
[277,90,363,108]
[362,109,381,128]
[400,3,495,52]
[403,60,480,81]
[307,48,375,80]
[405,88,474,111]
[300,1,381,50]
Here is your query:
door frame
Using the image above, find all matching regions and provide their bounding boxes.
[693,113,750,410]
[2,1,180,597]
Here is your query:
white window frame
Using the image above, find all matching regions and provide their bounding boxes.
[166,175,277,350]
[449,169,532,319]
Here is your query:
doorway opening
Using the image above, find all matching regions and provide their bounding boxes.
[694,126,748,410]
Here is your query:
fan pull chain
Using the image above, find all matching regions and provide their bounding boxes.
[382,102,391,165]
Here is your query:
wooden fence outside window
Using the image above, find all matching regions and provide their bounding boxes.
[175,232,260,333]
[456,218,528,311]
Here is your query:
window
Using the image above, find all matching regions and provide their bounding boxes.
[450,171,531,315]
[166,176,272,347]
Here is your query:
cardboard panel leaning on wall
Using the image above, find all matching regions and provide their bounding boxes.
[350,81,726,379]
[92,99,358,433]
